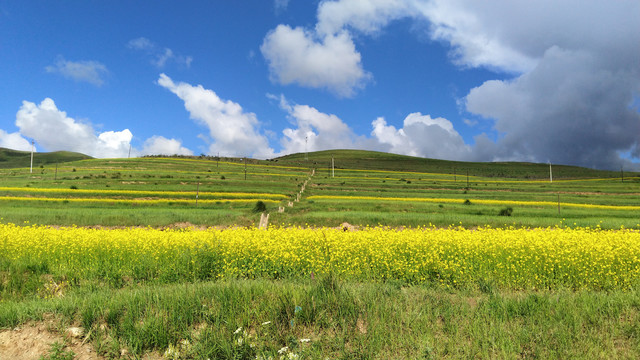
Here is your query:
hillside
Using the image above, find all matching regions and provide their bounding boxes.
[0,147,92,169]
[273,149,631,179]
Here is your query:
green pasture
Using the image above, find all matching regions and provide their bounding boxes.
[273,199,640,229]
[0,148,638,229]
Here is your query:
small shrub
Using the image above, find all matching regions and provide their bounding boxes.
[253,201,267,213]
[464,199,472,205]
[69,185,78,190]
[72,168,76,172]
[498,207,513,216]
[220,175,226,180]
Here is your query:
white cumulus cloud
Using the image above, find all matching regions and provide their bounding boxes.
[261,25,370,97]
[0,129,31,151]
[316,0,412,36]
[273,94,470,161]
[274,95,361,154]
[15,98,131,158]
[157,74,274,158]
[371,112,471,160]
[45,56,108,86]
[139,136,193,156]
[13,98,192,158]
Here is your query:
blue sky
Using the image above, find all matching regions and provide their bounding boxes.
[1,1,638,170]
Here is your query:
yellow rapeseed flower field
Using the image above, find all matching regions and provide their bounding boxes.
[1,223,638,290]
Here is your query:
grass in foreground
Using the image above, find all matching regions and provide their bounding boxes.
[2,278,640,359]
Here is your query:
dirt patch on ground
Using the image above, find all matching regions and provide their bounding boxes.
[338,222,359,231]
[162,222,209,230]
[0,322,102,360]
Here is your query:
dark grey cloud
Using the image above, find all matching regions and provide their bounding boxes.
[424,1,640,169]
[465,42,640,170]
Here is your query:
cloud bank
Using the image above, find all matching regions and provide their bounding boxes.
[262,0,640,169]
[271,94,470,160]
[3,98,192,158]
[428,0,640,169]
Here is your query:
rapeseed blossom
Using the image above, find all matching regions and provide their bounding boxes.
[1,223,639,290]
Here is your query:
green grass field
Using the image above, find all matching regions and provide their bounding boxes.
[1,147,640,359]
[1,148,637,229]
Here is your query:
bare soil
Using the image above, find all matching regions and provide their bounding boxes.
[0,322,102,360]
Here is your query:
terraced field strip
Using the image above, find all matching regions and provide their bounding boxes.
[0,187,288,199]
[307,195,640,211]
[0,196,282,205]
[32,167,308,178]
[332,168,637,184]
[141,157,309,171]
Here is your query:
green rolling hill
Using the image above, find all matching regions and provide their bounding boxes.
[273,149,632,180]
[0,147,92,169]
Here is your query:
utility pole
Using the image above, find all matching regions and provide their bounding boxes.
[305,136,308,161]
[331,155,335,178]
[196,181,200,207]
[54,163,58,181]
[217,152,219,168]
[621,165,624,183]
[128,144,131,159]
[30,140,34,174]
[244,157,247,180]
[466,169,469,189]
[549,162,553,183]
